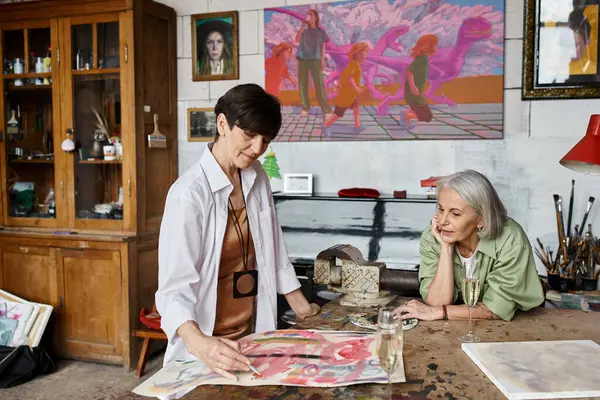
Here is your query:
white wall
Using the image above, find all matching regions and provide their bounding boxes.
[158,0,600,274]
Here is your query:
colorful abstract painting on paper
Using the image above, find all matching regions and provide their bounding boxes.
[462,340,600,399]
[0,298,35,347]
[263,0,504,142]
[133,330,405,397]
[0,289,52,348]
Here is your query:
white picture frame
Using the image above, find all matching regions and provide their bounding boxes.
[283,173,313,195]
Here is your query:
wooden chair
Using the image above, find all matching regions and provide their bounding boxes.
[132,302,167,378]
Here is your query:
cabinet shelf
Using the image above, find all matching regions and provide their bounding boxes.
[6,84,52,91]
[10,159,54,164]
[273,193,436,204]
[78,159,122,165]
[3,72,52,80]
[71,68,120,76]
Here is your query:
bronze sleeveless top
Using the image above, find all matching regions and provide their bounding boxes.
[213,205,255,340]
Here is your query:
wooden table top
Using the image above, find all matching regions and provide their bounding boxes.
[123,296,600,400]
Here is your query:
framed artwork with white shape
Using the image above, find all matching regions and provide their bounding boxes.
[283,173,313,195]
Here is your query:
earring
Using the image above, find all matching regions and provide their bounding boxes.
[477,225,483,231]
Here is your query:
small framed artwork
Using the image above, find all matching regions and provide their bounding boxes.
[188,108,216,142]
[283,173,313,195]
[523,0,600,99]
[191,11,239,82]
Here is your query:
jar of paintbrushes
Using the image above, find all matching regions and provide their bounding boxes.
[536,185,598,292]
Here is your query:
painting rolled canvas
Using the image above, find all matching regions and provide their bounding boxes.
[133,330,405,398]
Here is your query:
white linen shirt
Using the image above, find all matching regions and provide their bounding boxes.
[155,143,301,368]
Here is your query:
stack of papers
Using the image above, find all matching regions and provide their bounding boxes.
[0,289,53,347]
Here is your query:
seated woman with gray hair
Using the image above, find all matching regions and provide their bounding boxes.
[393,170,544,322]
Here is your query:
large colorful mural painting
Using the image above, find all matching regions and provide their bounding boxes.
[264,0,504,141]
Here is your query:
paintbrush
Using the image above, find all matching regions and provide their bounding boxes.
[536,238,545,253]
[558,196,566,240]
[534,238,550,268]
[247,364,263,378]
[247,354,327,359]
[578,196,595,236]
[553,195,567,256]
[536,238,549,261]
[567,180,575,243]
[147,114,167,148]
[534,248,551,271]
[593,251,600,279]
[588,247,595,278]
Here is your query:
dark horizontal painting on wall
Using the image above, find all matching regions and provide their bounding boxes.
[264,0,504,142]
[274,196,435,270]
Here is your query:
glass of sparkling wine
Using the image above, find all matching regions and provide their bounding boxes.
[460,265,481,343]
[376,307,403,400]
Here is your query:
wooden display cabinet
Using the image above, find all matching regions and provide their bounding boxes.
[0,0,177,368]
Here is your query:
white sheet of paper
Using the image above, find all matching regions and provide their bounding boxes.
[462,340,600,399]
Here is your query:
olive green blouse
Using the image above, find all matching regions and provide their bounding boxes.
[419,217,545,321]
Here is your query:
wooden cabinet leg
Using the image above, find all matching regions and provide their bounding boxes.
[136,337,151,378]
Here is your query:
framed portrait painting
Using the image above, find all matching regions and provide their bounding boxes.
[188,108,216,142]
[523,0,600,99]
[191,11,239,81]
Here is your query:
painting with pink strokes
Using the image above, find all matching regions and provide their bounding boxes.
[0,298,35,347]
[132,330,405,398]
[263,0,504,142]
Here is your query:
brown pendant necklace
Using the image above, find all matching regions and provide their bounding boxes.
[229,171,258,299]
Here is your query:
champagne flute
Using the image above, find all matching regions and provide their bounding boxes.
[376,307,403,400]
[460,263,481,343]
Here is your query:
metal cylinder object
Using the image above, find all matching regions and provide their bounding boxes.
[380,269,420,295]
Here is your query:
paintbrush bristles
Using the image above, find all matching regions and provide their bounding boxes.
[553,194,567,256]
[567,179,574,242]
[535,238,554,272]
[578,196,595,236]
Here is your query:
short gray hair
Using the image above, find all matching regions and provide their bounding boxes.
[436,169,507,240]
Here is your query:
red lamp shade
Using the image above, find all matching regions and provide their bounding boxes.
[560,114,600,175]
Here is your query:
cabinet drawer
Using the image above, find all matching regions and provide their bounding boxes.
[1,246,58,307]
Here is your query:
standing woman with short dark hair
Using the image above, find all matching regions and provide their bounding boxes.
[393,170,544,322]
[156,84,320,395]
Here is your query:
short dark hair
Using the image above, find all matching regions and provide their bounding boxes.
[214,83,282,141]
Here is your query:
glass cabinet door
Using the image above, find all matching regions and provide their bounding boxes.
[62,16,125,229]
[1,22,59,226]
